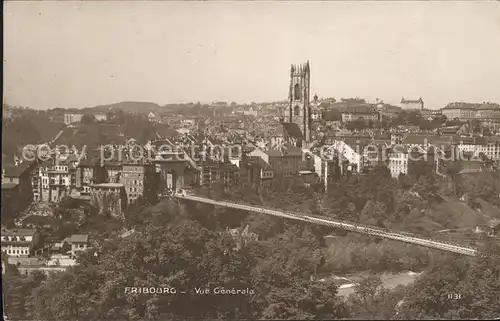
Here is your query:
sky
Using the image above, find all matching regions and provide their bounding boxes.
[4,1,500,110]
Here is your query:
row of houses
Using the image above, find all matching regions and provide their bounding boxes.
[3,131,499,222]
[1,228,88,260]
[442,102,500,122]
[1,228,90,276]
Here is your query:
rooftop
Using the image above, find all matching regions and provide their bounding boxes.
[248,156,272,170]
[90,183,123,188]
[69,234,89,243]
[3,161,36,178]
[341,105,378,114]
[282,123,303,139]
[1,228,36,237]
[443,102,500,110]
[401,97,424,104]
[267,144,303,157]
[1,183,19,190]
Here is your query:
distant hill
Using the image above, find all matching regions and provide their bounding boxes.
[82,101,162,114]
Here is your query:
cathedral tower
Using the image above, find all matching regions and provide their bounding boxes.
[283,61,312,143]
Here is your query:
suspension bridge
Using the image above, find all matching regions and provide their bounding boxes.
[174,193,478,257]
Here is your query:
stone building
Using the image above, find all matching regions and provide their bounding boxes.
[121,163,156,204]
[90,183,127,219]
[1,228,36,257]
[400,97,424,111]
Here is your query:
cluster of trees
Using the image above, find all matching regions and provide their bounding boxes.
[60,111,165,148]
[387,111,448,130]
[105,110,171,143]
[218,163,444,232]
[206,161,500,270]
[397,241,500,320]
[3,195,499,320]
[2,112,65,159]
[457,171,500,208]
[3,199,346,320]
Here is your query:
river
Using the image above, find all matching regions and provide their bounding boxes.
[316,271,422,298]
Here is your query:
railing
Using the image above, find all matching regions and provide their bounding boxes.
[175,194,478,257]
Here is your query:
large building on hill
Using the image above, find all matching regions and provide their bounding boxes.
[401,97,424,111]
[281,61,312,146]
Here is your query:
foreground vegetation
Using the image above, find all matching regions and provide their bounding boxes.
[3,193,500,320]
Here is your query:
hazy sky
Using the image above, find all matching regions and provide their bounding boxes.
[4,1,500,110]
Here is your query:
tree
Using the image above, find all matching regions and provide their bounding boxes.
[398,241,500,319]
[443,161,464,197]
[3,271,46,320]
[61,241,71,254]
[346,275,400,319]
[459,241,500,319]
[31,229,45,255]
[26,199,342,320]
[345,119,368,131]
[261,280,346,320]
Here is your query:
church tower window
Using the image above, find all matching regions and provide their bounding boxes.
[294,84,300,100]
[294,105,300,116]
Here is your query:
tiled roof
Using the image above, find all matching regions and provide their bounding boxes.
[1,228,36,237]
[267,143,302,157]
[488,219,500,228]
[341,105,378,114]
[69,234,89,243]
[282,123,303,139]
[1,183,19,190]
[372,139,391,146]
[401,98,424,104]
[322,110,342,121]
[458,160,483,174]
[157,128,180,138]
[78,157,98,166]
[440,126,460,134]
[402,135,454,146]
[248,156,272,170]
[3,161,35,178]
[442,102,499,110]
[341,137,372,149]
[7,257,44,266]
[478,103,500,110]
[389,145,409,154]
[91,183,123,188]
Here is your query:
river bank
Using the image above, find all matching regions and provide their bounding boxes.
[316,271,422,298]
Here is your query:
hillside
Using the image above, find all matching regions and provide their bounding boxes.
[81,101,162,114]
[2,114,65,161]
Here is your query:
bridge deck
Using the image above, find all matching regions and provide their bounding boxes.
[175,194,477,257]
